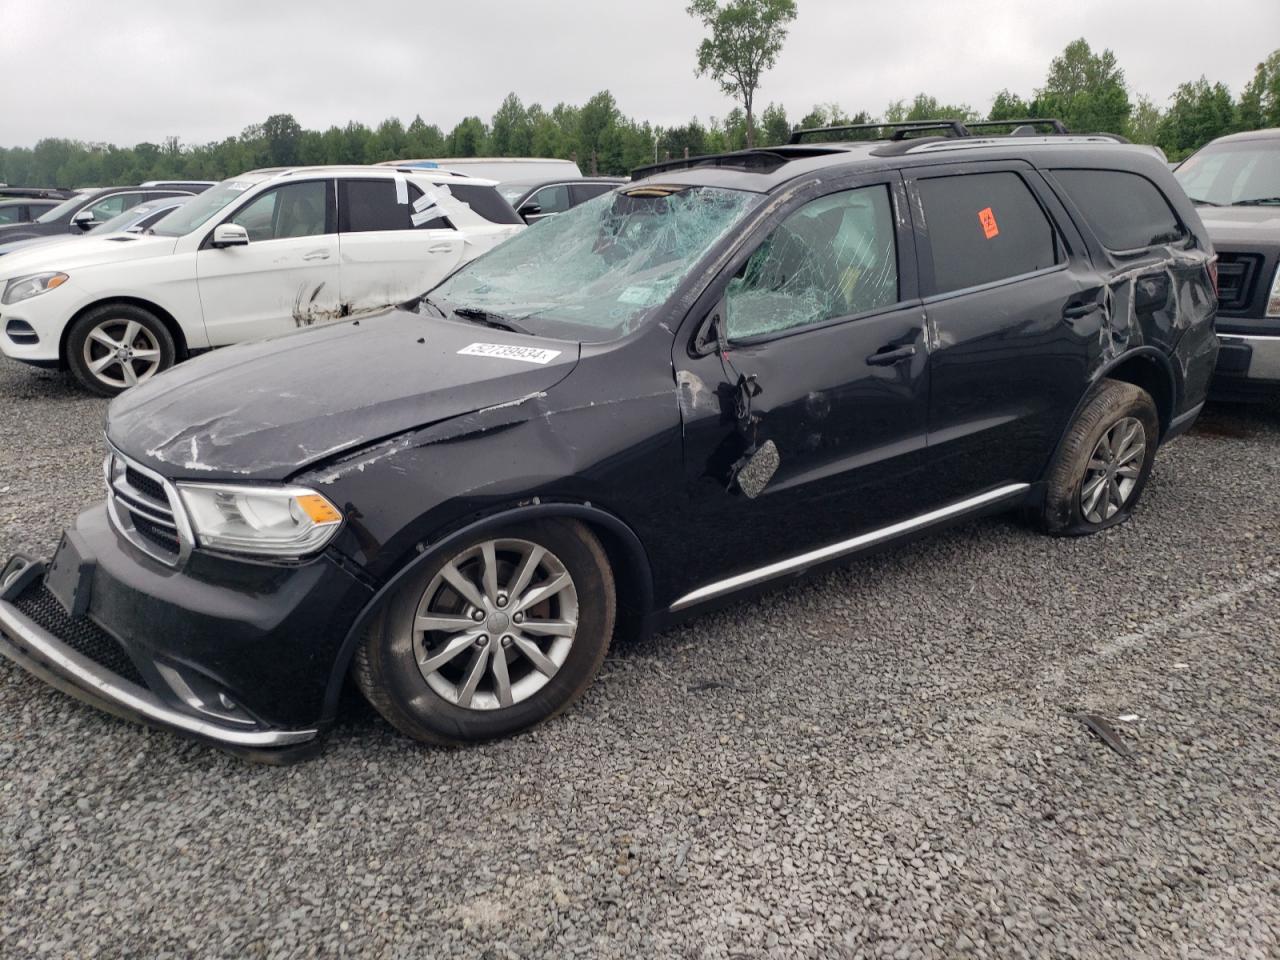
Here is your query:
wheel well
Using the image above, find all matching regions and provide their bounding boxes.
[59,297,189,368]
[1104,353,1174,437]
[576,518,650,646]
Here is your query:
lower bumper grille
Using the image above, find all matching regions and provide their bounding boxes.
[11,581,146,687]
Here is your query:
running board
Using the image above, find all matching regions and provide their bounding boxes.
[668,483,1030,612]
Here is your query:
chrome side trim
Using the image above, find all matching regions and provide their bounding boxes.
[0,598,317,748]
[668,483,1030,612]
[1217,333,1280,341]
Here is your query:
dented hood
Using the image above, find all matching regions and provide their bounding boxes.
[106,308,579,481]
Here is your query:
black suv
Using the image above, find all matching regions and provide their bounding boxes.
[1174,127,1280,399]
[0,120,1218,760]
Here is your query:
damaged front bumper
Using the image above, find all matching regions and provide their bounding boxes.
[0,555,322,762]
[0,504,375,763]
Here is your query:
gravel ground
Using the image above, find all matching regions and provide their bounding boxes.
[1,358,1278,960]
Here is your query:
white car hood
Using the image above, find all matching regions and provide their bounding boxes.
[0,234,180,280]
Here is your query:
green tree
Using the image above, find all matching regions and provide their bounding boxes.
[489,93,533,157]
[1036,38,1131,133]
[1126,94,1162,146]
[1236,50,1280,130]
[759,102,790,146]
[446,117,488,157]
[577,91,620,173]
[687,0,798,148]
[1157,78,1235,159]
[261,113,303,166]
[988,89,1032,121]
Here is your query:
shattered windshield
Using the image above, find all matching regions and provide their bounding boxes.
[1175,140,1280,206]
[431,185,763,340]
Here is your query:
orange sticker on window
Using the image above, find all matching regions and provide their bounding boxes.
[978,207,999,239]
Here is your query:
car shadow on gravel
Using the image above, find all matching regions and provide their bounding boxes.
[1192,398,1280,438]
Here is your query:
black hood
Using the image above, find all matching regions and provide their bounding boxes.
[107,308,580,482]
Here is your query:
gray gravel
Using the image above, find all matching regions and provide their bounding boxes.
[1,358,1278,960]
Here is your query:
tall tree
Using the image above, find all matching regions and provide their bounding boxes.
[759,102,791,146]
[1037,38,1131,134]
[988,89,1032,121]
[1157,78,1235,159]
[686,0,798,148]
[489,93,533,157]
[1126,94,1162,146]
[1236,50,1280,130]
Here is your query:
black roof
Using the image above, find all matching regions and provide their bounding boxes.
[630,118,1141,192]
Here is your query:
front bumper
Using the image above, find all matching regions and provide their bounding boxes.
[1212,332,1280,398]
[0,503,375,761]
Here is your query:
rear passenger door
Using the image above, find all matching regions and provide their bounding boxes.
[907,163,1102,500]
[337,177,466,315]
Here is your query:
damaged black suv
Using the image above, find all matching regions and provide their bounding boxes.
[0,120,1218,759]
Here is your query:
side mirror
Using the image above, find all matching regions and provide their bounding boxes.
[71,210,96,230]
[211,223,249,248]
[518,203,542,220]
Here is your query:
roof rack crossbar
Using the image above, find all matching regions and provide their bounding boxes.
[789,119,970,144]
[964,118,1070,134]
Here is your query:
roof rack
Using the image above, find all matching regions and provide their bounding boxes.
[964,118,1070,135]
[789,120,970,144]
[631,147,834,181]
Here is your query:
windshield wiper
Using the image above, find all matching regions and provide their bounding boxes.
[1187,197,1220,206]
[1231,197,1280,206]
[452,306,530,335]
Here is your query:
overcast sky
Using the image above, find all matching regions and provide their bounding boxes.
[1,0,1276,148]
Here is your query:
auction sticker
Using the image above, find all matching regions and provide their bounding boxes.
[458,342,561,365]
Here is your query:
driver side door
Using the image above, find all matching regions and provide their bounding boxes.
[671,175,936,599]
[195,179,341,346]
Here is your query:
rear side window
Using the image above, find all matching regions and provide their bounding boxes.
[340,179,411,232]
[1052,169,1184,251]
[572,182,616,204]
[917,172,1060,295]
[444,184,523,225]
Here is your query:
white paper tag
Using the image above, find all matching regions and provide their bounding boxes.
[458,342,561,365]
[395,176,409,205]
[413,191,438,212]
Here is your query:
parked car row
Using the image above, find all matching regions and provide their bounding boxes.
[0,166,523,393]
[0,118,1239,763]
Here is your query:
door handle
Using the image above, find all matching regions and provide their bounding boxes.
[1063,301,1101,320]
[866,344,916,366]
[303,250,330,261]
[427,243,455,254]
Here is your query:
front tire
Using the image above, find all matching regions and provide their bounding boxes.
[353,519,615,745]
[1037,379,1160,535]
[66,303,175,396]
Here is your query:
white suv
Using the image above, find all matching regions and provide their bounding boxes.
[0,166,524,394]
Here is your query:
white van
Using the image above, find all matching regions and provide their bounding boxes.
[378,157,583,182]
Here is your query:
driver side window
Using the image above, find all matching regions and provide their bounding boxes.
[725,185,898,340]
[231,181,329,241]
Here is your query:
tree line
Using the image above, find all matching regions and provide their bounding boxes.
[1,40,1276,189]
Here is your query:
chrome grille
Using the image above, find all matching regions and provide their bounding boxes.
[104,449,189,565]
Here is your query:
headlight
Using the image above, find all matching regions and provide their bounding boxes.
[2,272,69,305]
[1267,265,1280,319]
[176,483,342,557]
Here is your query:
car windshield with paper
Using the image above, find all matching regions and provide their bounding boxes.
[430,185,762,340]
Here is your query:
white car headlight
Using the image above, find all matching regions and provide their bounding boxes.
[1267,264,1280,319]
[177,483,343,558]
[2,272,69,305]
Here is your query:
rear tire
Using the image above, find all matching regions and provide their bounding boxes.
[1037,379,1160,536]
[353,519,615,745]
[66,303,175,396]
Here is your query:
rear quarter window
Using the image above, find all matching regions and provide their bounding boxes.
[1051,169,1184,251]
[442,184,523,225]
[916,171,1061,295]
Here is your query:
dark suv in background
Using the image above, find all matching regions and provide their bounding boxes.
[0,185,197,246]
[1175,127,1280,399]
[0,119,1217,760]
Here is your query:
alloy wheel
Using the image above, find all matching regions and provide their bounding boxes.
[412,538,579,711]
[82,318,162,389]
[1079,416,1146,523]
